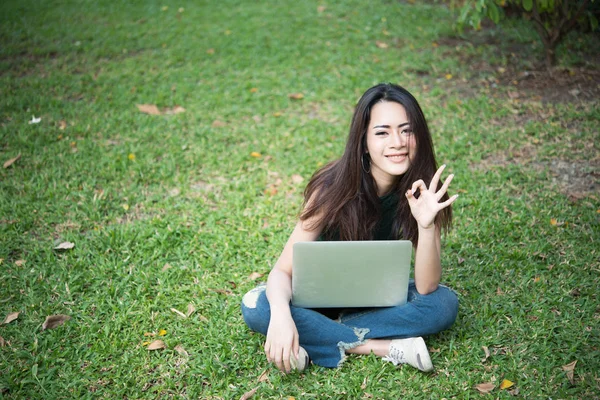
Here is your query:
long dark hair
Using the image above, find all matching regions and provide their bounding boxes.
[300,83,452,244]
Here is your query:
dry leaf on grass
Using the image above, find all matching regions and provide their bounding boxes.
[239,387,258,400]
[14,259,25,267]
[257,369,269,383]
[54,242,75,251]
[375,41,388,49]
[174,344,188,357]
[499,379,514,389]
[147,340,166,350]
[2,312,19,325]
[136,104,161,115]
[42,314,70,330]
[171,308,187,318]
[162,263,172,272]
[3,154,21,169]
[248,272,263,281]
[288,93,304,100]
[186,304,195,317]
[317,5,326,13]
[0,336,5,347]
[475,382,495,394]
[212,120,226,128]
[158,329,167,336]
[29,116,41,124]
[164,106,185,115]
[291,174,304,184]
[250,151,262,158]
[481,345,491,362]
[562,360,577,384]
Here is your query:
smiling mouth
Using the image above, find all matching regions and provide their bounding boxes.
[385,154,407,161]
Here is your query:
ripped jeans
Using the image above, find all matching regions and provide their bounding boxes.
[241,280,459,368]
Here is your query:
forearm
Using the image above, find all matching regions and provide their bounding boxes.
[266,268,293,315]
[413,226,442,294]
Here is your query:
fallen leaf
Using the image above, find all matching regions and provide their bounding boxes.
[29,116,41,124]
[250,88,258,93]
[4,154,22,169]
[482,346,490,362]
[59,120,67,130]
[162,263,172,272]
[199,314,209,322]
[186,303,195,317]
[147,340,166,350]
[212,120,226,128]
[171,308,187,318]
[158,329,167,336]
[2,312,19,325]
[206,48,215,54]
[288,93,304,100]
[164,106,185,115]
[239,387,258,400]
[136,104,161,115]
[317,5,326,13]
[361,376,368,390]
[475,382,495,394]
[15,260,25,267]
[291,174,304,184]
[122,204,130,211]
[0,336,5,347]
[143,332,156,337]
[257,369,269,383]
[42,314,71,330]
[445,74,453,80]
[54,242,75,251]
[550,218,558,226]
[375,41,388,49]
[250,152,262,158]
[174,344,188,357]
[562,360,577,384]
[499,379,514,389]
[248,272,263,281]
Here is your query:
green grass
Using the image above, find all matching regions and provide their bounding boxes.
[1,0,599,398]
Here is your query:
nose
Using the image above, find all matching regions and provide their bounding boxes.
[389,131,405,148]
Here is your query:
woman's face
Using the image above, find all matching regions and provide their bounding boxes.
[365,101,417,195]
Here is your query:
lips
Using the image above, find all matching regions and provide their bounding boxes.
[385,153,407,162]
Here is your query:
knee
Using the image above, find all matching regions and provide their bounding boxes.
[241,285,270,335]
[433,285,459,329]
[420,285,459,331]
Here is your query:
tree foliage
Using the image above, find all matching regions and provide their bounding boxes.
[455,0,598,67]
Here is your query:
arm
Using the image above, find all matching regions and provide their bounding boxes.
[406,165,458,294]
[264,216,322,373]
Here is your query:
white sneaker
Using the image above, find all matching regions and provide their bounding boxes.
[382,337,433,372]
[289,346,310,372]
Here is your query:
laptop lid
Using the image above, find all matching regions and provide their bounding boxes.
[291,240,412,308]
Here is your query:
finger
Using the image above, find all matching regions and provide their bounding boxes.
[428,164,446,191]
[410,179,427,196]
[439,194,459,209]
[274,348,285,372]
[282,347,292,374]
[264,342,271,362]
[436,173,454,201]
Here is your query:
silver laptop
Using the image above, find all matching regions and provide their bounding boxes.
[291,240,412,308]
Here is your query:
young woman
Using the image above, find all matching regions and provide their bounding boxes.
[241,83,459,373]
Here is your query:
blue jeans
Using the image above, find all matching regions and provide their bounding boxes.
[241,280,459,368]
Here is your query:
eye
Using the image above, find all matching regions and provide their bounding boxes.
[401,128,413,136]
[375,131,388,136]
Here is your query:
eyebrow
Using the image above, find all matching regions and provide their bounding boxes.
[372,122,410,129]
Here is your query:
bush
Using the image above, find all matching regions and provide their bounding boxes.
[455,0,598,67]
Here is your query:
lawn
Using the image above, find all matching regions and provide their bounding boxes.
[1,0,599,398]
